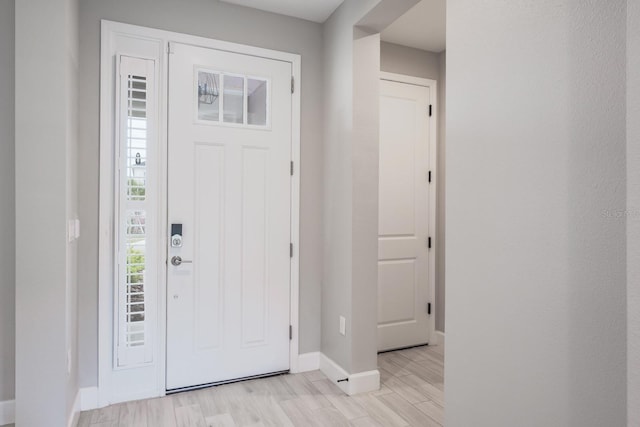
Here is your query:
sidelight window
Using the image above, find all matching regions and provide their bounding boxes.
[115,56,157,367]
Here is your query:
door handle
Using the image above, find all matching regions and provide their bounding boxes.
[171,256,193,266]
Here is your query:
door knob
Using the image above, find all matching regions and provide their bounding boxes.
[171,256,193,266]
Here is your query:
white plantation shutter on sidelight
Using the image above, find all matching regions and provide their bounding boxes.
[115,56,157,367]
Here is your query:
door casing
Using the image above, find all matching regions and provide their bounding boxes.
[98,20,301,406]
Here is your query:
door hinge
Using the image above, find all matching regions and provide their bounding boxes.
[429,105,432,117]
[428,237,432,249]
[167,43,175,54]
[289,325,293,340]
[428,171,432,183]
[290,161,294,176]
[290,243,293,258]
[291,76,295,94]
[427,303,432,315]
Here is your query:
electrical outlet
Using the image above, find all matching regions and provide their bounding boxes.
[339,316,346,336]
[67,219,81,242]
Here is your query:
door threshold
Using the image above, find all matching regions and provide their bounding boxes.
[166,370,290,395]
[378,342,430,355]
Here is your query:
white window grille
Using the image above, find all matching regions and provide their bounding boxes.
[196,68,270,128]
[115,56,157,367]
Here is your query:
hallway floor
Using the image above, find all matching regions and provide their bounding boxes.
[78,344,444,427]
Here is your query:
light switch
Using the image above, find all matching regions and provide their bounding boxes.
[68,220,75,243]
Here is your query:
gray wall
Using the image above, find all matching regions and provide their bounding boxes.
[66,0,80,421]
[321,0,361,372]
[321,0,418,375]
[78,0,324,386]
[446,0,626,425]
[0,0,15,404]
[15,0,80,424]
[379,42,447,333]
[351,28,381,374]
[436,50,445,334]
[628,0,640,423]
[380,41,440,80]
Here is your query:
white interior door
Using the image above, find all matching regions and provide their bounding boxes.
[378,78,431,352]
[167,43,292,390]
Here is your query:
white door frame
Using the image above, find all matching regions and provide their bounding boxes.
[379,71,438,346]
[98,20,301,406]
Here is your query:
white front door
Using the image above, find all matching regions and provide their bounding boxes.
[378,78,431,352]
[166,43,292,390]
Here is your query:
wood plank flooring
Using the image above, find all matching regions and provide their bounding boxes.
[77,344,444,427]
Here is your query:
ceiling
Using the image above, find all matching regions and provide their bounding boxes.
[220,0,345,23]
[381,0,446,53]
[219,0,445,52]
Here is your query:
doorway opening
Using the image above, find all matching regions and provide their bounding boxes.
[377,72,437,352]
[376,0,446,391]
[98,21,302,405]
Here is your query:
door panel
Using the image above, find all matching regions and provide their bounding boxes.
[193,143,224,351]
[378,79,431,352]
[379,95,418,236]
[167,43,292,390]
[379,260,417,324]
[241,147,269,347]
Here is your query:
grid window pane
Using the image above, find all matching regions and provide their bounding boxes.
[248,79,268,126]
[198,71,220,121]
[223,75,244,124]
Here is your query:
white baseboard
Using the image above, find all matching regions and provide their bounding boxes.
[67,390,81,427]
[295,352,320,373]
[319,353,351,394]
[1,389,87,426]
[319,353,380,396]
[435,331,445,347]
[80,387,100,411]
[348,369,381,395]
[0,399,15,425]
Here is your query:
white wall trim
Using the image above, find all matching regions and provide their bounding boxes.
[99,20,302,406]
[319,353,380,396]
[380,71,434,88]
[319,353,351,394]
[348,370,382,395]
[99,21,167,408]
[434,330,445,347]
[0,399,15,425]
[289,50,303,376]
[294,352,321,373]
[379,71,439,348]
[80,387,99,411]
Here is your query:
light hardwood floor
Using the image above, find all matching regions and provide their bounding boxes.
[76,344,444,427]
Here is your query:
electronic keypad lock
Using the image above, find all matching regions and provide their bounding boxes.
[171,223,183,248]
